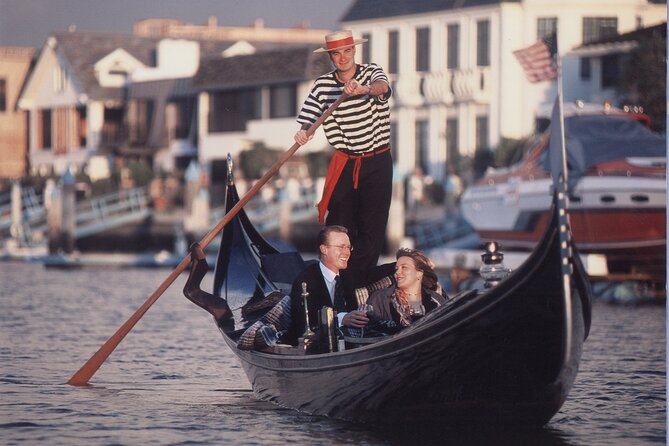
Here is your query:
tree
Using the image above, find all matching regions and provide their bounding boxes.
[617,28,666,133]
[238,143,282,179]
[494,137,535,167]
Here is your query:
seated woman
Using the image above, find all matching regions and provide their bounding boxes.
[366,248,448,327]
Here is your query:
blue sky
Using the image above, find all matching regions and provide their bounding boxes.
[0,0,356,47]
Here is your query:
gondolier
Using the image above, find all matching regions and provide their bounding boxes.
[295,29,393,288]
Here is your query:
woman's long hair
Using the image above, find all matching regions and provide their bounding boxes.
[395,248,438,291]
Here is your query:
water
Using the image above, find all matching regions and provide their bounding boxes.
[1,261,665,445]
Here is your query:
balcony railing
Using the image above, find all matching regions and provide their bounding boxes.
[393,67,492,106]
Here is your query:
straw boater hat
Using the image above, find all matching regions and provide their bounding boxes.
[314,30,368,53]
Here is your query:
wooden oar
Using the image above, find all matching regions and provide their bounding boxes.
[67,93,349,386]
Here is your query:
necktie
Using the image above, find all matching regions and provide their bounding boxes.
[334,275,346,312]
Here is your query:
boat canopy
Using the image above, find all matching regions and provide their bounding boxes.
[542,114,666,178]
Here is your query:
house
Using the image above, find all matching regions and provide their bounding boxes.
[568,21,666,124]
[17,31,163,177]
[0,47,35,180]
[133,16,328,46]
[192,45,332,182]
[16,20,334,181]
[339,0,666,182]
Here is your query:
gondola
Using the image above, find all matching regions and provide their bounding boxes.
[202,157,592,427]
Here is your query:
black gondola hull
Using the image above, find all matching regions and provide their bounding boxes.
[211,164,591,426]
[221,228,587,425]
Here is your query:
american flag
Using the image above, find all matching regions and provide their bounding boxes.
[513,38,558,83]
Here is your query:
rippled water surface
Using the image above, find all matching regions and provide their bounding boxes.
[1,261,665,445]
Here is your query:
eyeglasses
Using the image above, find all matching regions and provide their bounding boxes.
[325,244,354,252]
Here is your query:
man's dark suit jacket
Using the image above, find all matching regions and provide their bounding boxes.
[282,262,357,346]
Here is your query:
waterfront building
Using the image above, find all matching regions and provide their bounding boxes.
[339,0,666,182]
[192,46,331,182]
[14,20,332,179]
[0,47,35,180]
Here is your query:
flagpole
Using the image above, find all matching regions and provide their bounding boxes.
[555,51,569,186]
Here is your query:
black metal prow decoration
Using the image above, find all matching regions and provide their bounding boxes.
[297,282,318,354]
[301,282,315,338]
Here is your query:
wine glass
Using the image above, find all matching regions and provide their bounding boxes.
[358,304,374,337]
[409,303,425,322]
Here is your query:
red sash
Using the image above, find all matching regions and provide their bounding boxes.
[317,147,390,224]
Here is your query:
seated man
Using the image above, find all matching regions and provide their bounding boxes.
[281,225,370,345]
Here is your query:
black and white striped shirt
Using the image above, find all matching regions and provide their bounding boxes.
[297,63,392,155]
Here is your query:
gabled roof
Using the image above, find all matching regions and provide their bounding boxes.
[341,0,519,22]
[52,31,162,100]
[49,31,269,100]
[192,46,332,90]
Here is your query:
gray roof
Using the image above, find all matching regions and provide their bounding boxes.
[51,31,282,100]
[192,46,332,90]
[341,0,520,22]
[53,32,162,100]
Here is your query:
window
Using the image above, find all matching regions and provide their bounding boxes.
[583,17,618,43]
[580,57,591,80]
[416,27,430,72]
[168,97,195,139]
[447,24,460,69]
[40,109,52,149]
[127,100,154,146]
[476,20,490,67]
[361,32,371,64]
[53,66,67,93]
[388,30,399,74]
[269,84,296,118]
[76,106,87,147]
[415,119,429,173]
[446,118,458,162]
[601,54,620,88]
[0,79,6,112]
[537,17,558,41]
[476,116,488,150]
[209,88,260,133]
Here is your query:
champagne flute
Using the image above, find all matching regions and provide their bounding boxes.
[409,303,425,322]
[358,304,374,337]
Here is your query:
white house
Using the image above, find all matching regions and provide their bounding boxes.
[18,32,163,176]
[340,0,666,182]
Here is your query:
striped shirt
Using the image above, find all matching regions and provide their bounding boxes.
[297,63,392,155]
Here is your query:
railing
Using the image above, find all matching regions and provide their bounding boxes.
[0,187,46,237]
[74,188,150,238]
[210,184,318,234]
[0,187,151,246]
